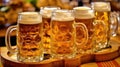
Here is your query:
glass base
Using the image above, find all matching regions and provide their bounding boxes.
[51,53,76,59]
[17,54,43,62]
[77,49,93,54]
[9,52,52,62]
[94,43,111,52]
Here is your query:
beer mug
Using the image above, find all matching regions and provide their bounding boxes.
[91,2,111,50]
[40,6,60,54]
[73,6,94,54]
[5,12,43,62]
[50,9,88,58]
[93,20,108,51]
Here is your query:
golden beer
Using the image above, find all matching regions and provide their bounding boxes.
[91,2,111,50]
[74,6,94,53]
[51,10,76,58]
[51,20,75,54]
[5,12,43,62]
[17,12,43,62]
[94,11,110,28]
[17,23,43,61]
[40,7,60,54]
[42,17,51,52]
[75,18,94,49]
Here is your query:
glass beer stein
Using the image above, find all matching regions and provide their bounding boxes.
[50,10,88,59]
[40,6,60,54]
[5,12,43,62]
[73,6,94,54]
[91,2,111,50]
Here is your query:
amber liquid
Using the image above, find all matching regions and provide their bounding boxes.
[75,18,94,51]
[17,22,43,62]
[51,20,76,58]
[42,17,51,53]
[95,11,109,27]
[94,11,110,49]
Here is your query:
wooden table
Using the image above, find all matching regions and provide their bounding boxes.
[0,36,120,67]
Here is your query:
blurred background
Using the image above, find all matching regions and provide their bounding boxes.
[0,0,120,47]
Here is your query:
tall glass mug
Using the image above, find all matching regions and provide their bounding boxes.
[40,7,60,54]
[73,6,94,54]
[5,12,43,62]
[91,2,111,50]
[50,10,88,59]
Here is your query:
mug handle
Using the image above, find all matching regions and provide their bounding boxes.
[74,23,88,48]
[109,12,119,36]
[5,25,17,54]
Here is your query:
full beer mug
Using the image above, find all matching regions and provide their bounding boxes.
[50,10,88,59]
[40,6,60,54]
[5,12,43,62]
[73,6,94,54]
[91,2,111,50]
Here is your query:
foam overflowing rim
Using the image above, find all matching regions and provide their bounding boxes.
[91,2,110,6]
[40,6,60,10]
[91,2,111,11]
[52,9,74,21]
[73,6,91,11]
[18,12,42,24]
[19,12,39,15]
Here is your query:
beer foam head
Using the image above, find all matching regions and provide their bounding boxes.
[52,10,74,21]
[18,12,42,24]
[92,2,111,11]
[40,7,60,18]
[73,6,94,19]
[73,6,91,11]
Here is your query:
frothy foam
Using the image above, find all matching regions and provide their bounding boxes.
[40,7,60,18]
[18,12,42,24]
[52,10,74,21]
[74,7,94,19]
[92,2,111,11]
[73,6,91,11]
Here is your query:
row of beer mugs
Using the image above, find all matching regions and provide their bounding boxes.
[5,2,118,62]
